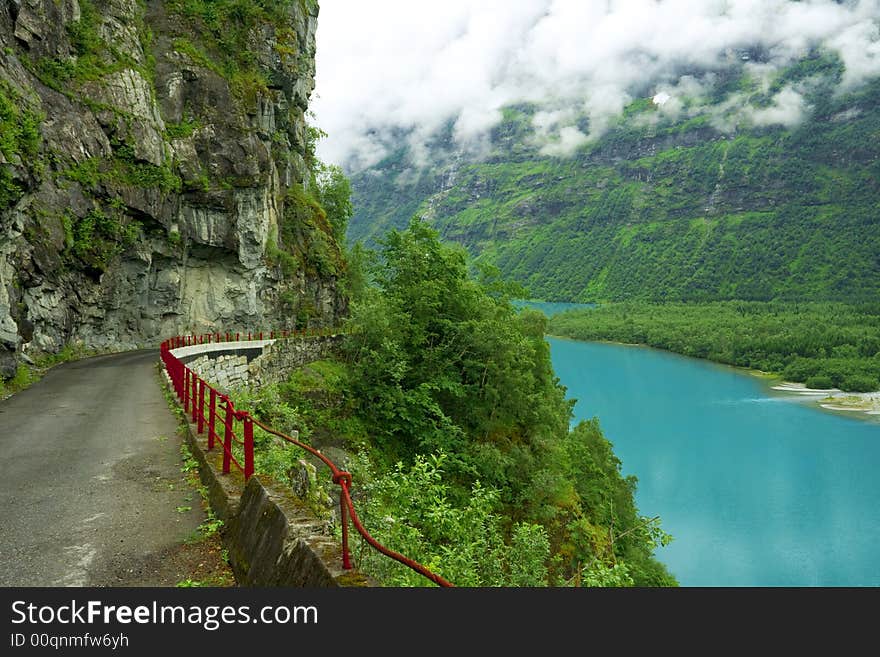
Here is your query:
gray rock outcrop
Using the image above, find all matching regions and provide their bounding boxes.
[0,0,343,378]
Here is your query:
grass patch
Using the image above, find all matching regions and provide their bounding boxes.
[1,343,101,400]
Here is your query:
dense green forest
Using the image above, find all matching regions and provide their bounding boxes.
[236,220,676,586]
[349,53,880,303]
[549,302,880,392]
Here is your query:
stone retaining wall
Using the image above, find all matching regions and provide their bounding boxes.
[187,353,251,391]
[249,335,341,387]
[186,335,342,393]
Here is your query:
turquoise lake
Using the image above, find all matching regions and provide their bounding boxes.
[531,305,880,586]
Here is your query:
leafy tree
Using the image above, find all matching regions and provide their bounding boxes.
[315,163,353,243]
[337,218,675,586]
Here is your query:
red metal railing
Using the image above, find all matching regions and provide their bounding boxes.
[159,329,453,587]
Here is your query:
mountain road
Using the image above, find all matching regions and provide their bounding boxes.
[0,350,207,586]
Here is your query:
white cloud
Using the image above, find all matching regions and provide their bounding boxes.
[828,20,880,90]
[539,126,590,157]
[312,0,880,169]
[746,86,809,128]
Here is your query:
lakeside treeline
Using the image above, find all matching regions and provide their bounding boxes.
[549,302,880,392]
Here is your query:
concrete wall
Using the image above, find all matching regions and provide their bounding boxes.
[249,334,341,387]
[181,334,343,394]
[188,353,251,392]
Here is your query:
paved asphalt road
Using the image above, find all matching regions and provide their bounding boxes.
[0,350,205,586]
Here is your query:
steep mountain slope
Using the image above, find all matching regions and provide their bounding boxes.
[0,0,343,378]
[349,53,880,303]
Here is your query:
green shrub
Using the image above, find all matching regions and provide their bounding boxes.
[355,452,551,587]
[841,375,879,393]
[165,119,200,139]
[805,375,834,390]
[66,208,142,274]
[0,80,41,207]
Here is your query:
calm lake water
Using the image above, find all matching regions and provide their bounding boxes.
[530,303,880,586]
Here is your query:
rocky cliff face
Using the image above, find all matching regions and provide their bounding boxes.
[0,0,344,378]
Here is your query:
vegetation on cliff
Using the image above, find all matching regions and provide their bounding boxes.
[0,79,41,209]
[549,302,880,392]
[165,0,316,103]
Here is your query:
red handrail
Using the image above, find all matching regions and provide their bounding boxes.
[159,329,453,587]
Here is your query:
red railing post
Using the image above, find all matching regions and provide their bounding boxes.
[171,357,177,398]
[190,372,201,422]
[178,361,185,401]
[340,489,352,570]
[183,368,190,413]
[208,388,217,450]
[243,414,254,480]
[197,379,205,434]
[171,356,178,397]
[223,398,233,475]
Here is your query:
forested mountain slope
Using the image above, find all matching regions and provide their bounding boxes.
[349,53,880,302]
